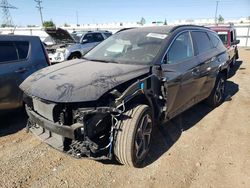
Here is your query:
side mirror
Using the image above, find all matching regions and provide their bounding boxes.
[81,39,88,44]
[231,39,240,45]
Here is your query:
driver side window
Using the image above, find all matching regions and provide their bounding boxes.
[166,32,193,64]
[82,33,94,43]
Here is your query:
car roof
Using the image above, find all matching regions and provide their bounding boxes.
[0,34,40,41]
[120,25,212,34]
[0,35,40,40]
[208,25,234,31]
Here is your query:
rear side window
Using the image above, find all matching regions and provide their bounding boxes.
[0,41,29,63]
[192,31,212,54]
[208,32,220,47]
[93,33,104,42]
[0,41,18,63]
[104,33,112,38]
[16,41,29,60]
[208,32,225,49]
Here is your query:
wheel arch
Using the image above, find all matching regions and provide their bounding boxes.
[67,51,82,60]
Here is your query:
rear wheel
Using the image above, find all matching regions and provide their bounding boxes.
[114,104,153,167]
[206,74,226,108]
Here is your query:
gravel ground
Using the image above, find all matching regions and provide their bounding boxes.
[0,48,249,188]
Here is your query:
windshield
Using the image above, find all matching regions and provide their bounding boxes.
[84,30,167,65]
[71,32,87,43]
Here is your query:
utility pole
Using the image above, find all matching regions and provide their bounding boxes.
[214,1,219,24]
[0,0,17,27]
[34,0,44,26]
[76,11,79,26]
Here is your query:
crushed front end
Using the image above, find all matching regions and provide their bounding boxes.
[24,94,125,160]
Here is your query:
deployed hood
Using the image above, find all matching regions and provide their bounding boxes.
[20,60,150,103]
[45,28,76,44]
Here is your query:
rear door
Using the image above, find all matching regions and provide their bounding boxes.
[0,40,30,110]
[191,31,217,100]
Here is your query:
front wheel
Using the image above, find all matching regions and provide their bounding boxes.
[68,53,81,60]
[114,104,153,167]
[206,74,226,108]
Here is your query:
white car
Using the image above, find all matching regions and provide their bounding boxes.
[45,28,112,63]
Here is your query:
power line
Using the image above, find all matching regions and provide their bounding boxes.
[0,0,17,27]
[34,0,44,26]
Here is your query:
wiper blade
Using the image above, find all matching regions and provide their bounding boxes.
[87,59,119,64]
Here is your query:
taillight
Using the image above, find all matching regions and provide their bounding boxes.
[41,42,51,66]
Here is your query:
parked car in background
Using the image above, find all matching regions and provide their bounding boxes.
[0,35,49,113]
[209,25,239,66]
[45,28,112,64]
[21,25,230,167]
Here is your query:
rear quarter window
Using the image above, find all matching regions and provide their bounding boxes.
[15,41,30,60]
[192,31,212,54]
[208,32,224,49]
[0,41,30,63]
[104,33,112,38]
[0,41,18,63]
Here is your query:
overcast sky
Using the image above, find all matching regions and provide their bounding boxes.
[7,0,250,26]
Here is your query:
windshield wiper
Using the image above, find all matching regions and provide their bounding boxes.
[87,59,119,64]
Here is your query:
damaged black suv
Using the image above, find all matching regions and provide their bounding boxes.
[21,25,229,167]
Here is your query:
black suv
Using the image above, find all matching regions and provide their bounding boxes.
[0,35,49,112]
[21,25,230,167]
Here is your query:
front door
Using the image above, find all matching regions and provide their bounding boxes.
[161,31,201,118]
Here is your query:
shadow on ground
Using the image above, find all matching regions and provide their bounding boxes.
[228,61,243,78]
[0,109,27,137]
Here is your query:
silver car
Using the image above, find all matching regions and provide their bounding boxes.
[45,28,112,63]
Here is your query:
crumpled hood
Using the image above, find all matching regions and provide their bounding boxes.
[20,59,150,103]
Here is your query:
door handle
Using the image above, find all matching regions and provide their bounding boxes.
[15,68,27,73]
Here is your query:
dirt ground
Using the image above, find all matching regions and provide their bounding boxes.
[0,48,249,188]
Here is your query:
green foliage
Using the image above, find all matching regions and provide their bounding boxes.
[218,15,224,23]
[64,23,70,27]
[1,24,14,28]
[164,19,168,25]
[43,20,56,28]
[139,17,146,25]
[27,25,37,27]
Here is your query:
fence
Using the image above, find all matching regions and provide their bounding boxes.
[0,24,250,47]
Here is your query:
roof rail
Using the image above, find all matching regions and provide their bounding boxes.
[116,27,136,33]
[170,24,207,32]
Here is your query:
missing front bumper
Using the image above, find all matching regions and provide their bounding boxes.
[26,107,114,160]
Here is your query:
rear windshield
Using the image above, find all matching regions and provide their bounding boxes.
[0,41,29,63]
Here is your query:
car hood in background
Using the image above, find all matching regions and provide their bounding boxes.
[20,59,150,103]
[45,28,76,44]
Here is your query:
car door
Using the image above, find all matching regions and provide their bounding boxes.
[161,31,201,118]
[0,41,30,110]
[191,31,216,101]
[80,33,104,52]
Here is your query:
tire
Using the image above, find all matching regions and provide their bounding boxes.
[206,73,226,108]
[114,104,153,167]
[68,53,81,60]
